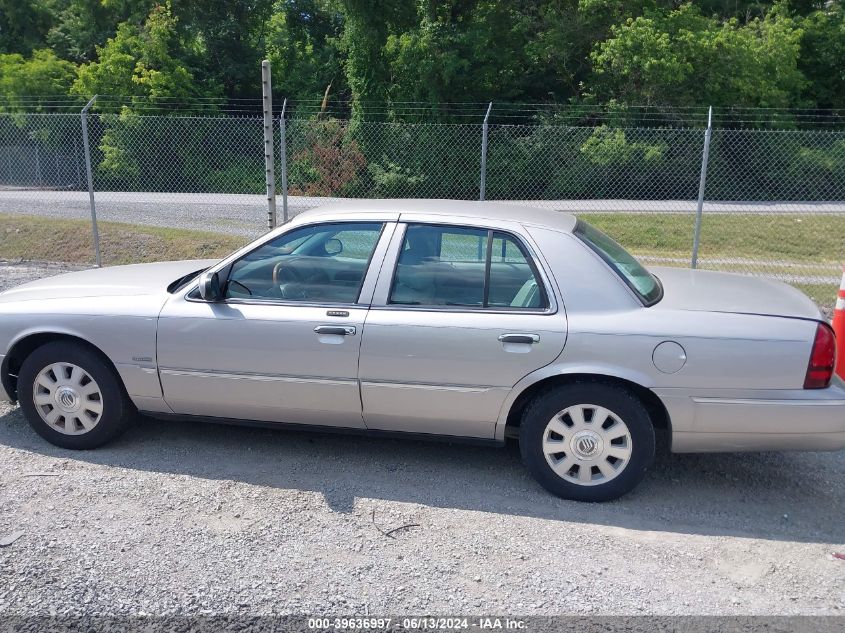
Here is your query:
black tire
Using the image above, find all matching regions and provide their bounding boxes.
[519,381,655,502]
[18,341,134,449]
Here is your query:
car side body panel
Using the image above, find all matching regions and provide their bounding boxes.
[0,300,166,409]
[156,299,369,427]
[153,221,401,428]
[0,260,218,411]
[358,215,568,438]
[561,311,816,391]
[359,308,568,438]
[496,226,843,450]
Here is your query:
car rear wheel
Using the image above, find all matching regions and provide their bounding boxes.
[519,381,655,502]
[18,341,134,449]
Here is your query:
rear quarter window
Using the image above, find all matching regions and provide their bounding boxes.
[573,220,663,306]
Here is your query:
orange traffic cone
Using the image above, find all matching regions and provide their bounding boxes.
[834,265,845,380]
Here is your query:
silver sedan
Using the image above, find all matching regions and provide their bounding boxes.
[1,200,842,501]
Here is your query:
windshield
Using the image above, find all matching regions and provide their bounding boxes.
[573,220,663,306]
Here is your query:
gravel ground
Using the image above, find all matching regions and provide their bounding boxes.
[0,262,844,617]
[0,260,88,288]
[2,190,844,238]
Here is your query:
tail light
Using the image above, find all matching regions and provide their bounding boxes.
[804,322,836,389]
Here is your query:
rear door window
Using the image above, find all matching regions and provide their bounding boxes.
[389,224,547,310]
[488,232,546,309]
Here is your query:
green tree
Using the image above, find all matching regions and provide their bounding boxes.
[172,0,275,99]
[0,49,76,111]
[266,0,346,101]
[339,0,405,119]
[527,0,663,102]
[799,3,845,109]
[384,1,538,107]
[0,0,52,54]
[72,2,218,106]
[45,0,153,63]
[587,2,806,107]
[0,0,841,114]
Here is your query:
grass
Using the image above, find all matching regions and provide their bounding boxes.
[0,213,246,266]
[0,211,839,308]
[585,212,845,263]
[583,212,843,307]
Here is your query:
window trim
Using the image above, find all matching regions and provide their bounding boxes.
[186,220,387,307]
[383,222,553,313]
[482,229,493,307]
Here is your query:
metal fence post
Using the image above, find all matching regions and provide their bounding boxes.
[279,98,288,224]
[74,138,81,188]
[691,106,713,269]
[262,60,277,230]
[34,146,42,186]
[80,95,101,267]
[479,102,493,201]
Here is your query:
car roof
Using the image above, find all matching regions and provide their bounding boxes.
[296,199,578,232]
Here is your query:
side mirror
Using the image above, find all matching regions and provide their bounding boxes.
[198,270,223,301]
[324,238,343,256]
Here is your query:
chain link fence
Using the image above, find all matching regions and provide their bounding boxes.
[0,110,843,306]
[0,114,85,190]
[285,119,483,209]
[85,113,268,237]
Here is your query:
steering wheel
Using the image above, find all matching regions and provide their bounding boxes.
[272,260,301,285]
[272,260,332,301]
[272,260,313,301]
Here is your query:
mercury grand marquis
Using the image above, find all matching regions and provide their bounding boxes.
[1,200,842,501]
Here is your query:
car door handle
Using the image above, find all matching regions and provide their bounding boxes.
[498,333,540,344]
[314,325,356,336]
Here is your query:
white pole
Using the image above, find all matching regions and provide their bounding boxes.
[262,60,277,230]
[280,98,288,224]
[691,106,713,269]
[80,95,101,267]
[479,102,493,201]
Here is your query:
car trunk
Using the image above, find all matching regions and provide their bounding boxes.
[649,266,822,320]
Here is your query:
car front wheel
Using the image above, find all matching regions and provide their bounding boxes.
[18,341,134,449]
[519,381,655,502]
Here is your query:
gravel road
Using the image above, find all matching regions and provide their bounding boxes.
[2,190,843,238]
[0,260,87,288]
[1,263,844,617]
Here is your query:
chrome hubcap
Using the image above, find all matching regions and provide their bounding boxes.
[542,403,633,486]
[571,429,603,460]
[33,363,103,435]
[56,386,80,411]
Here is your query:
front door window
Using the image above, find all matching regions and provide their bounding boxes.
[225,222,384,303]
